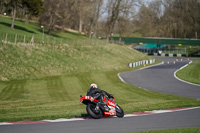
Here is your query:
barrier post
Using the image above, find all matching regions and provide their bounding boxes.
[129,63,133,68]
[133,63,135,67]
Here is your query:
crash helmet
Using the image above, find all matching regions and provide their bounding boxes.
[90,83,98,88]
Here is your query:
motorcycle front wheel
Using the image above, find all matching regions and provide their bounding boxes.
[86,103,102,119]
[116,105,124,118]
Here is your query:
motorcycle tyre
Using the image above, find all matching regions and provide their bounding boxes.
[86,103,102,119]
[116,105,124,118]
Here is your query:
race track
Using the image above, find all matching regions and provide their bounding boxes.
[119,57,200,99]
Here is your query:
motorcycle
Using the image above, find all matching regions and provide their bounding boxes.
[80,94,124,119]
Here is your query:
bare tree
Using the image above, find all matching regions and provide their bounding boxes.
[90,0,103,38]
[5,0,22,29]
[0,0,6,14]
[160,0,200,38]
[105,0,123,41]
[72,0,94,33]
[39,0,66,35]
[116,0,135,41]
[4,0,43,29]
[22,0,43,24]
[3,0,199,39]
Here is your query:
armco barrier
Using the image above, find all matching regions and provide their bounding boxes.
[169,53,173,57]
[177,54,182,57]
[155,53,184,57]
[129,59,155,68]
[161,53,165,57]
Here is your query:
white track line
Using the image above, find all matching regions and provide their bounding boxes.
[0,122,13,125]
[44,118,85,123]
[118,73,126,83]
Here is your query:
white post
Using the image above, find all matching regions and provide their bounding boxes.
[129,63,132,68]
[41,26,44,43]
[133,63,135,67]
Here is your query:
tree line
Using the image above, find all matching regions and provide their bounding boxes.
[134,0,200,39]
[1,0,200,40]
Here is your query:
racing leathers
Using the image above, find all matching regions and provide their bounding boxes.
[87,87,112,107]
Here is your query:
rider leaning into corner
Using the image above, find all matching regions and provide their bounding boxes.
[87,83,114,110]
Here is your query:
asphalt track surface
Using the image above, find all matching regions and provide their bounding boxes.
[1,108,200,133]
[120,57,200,99]
[1,57,200,133]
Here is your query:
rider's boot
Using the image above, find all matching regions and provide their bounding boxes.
[95,102,100,112]
[100,102,109,111]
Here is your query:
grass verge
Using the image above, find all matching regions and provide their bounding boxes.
[176,60,200,85]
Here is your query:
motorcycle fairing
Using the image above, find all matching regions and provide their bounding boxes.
[80,96,99,104]
[106,99,116,107]
[104,109,116,116]
[104,99,116,116]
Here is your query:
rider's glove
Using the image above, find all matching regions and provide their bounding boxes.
[110,95,114,99]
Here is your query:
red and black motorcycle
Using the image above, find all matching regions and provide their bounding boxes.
[80,94,124,119]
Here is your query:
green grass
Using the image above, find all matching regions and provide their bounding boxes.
[0,16,200,122]
[131,128,200,133]
[0,41,147,81]
[176,60,200,85]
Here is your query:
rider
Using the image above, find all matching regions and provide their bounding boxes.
[87,83,113,110]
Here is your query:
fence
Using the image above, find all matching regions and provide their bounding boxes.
[0,32,106,47]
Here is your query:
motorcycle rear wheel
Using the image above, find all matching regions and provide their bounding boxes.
[116,105,124,118]
[86,103,102,119]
